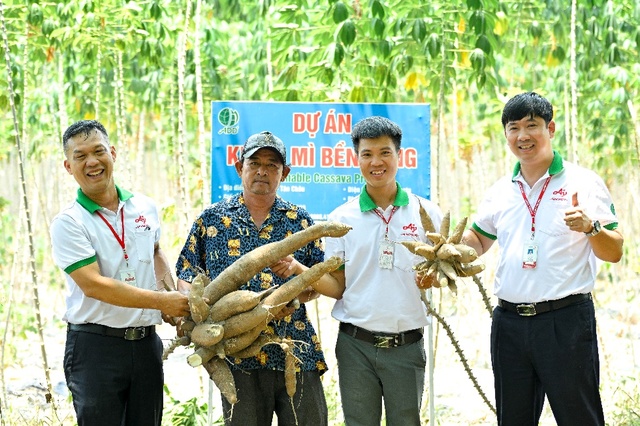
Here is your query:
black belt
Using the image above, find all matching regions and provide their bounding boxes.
[339,322,423,348]
[68,323,155,341]
[498,293,592,317]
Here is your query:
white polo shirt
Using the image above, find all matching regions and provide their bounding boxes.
[50,186,162,327]
[472,152,619,303]
[325,183,443,333]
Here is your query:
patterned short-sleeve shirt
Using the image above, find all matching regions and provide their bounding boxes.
[176,194,327,374]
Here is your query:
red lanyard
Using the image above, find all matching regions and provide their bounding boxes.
[96,208,128,264]
[517,176,552,239]
[372,206,398,237]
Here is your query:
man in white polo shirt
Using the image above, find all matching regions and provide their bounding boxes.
[50,120,190,426]
[462,92,624,426]
[283,116,443,425]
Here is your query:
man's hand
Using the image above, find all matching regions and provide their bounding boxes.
[270,255,301,279]
[271,298,299,320]
[159,290,190,318]
[564,192,592,233]
[415,272,436,289]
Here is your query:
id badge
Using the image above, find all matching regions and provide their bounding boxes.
[522,243,538,269]
[379,239,394,269]
[120,268,138,287]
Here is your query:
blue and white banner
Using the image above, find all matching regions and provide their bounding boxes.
[211,102,431,220]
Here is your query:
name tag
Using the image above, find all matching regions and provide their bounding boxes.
[120,268,138,287]
[379,239,394,269]
[522,243,538,269]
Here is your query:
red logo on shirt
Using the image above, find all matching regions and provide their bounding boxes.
[403,223,418,233]
[551,188,568,202]
[135,215,151,231]
[401,223,419,238]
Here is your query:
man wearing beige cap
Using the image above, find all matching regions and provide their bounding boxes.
[176,131,329,425]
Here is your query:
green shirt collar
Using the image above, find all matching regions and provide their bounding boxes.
[76,185,133,213]
[512,150,564,180]
[359,182,409,212]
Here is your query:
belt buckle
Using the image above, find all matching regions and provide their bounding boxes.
[516,304,537,316]
[374,335,395,348]
[124,327,145,340]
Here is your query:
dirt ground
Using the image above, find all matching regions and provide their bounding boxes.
[2,269,639,426]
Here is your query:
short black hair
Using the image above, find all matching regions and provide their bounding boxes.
[351,116,402,154]
[501,92,554,128]
[62,120,109,153]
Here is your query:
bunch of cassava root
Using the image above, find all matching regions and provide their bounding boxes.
[166,221,351,405]
[400,205,485,293]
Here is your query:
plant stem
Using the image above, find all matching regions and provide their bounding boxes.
[0,0,58,420]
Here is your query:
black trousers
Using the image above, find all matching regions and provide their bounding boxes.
[64,328,164,426]
[221,368,328,426]
[491,298,604,426]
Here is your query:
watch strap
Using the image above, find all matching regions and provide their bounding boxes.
[585,220,601,237]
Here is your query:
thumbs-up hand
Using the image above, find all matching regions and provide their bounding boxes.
[564,192,590,232]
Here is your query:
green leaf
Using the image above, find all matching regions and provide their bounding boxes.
[373,18,385,37]
[140,40,151,57]
[377,39,392,58]
[386,73,397,89]
[374,64,387,85]
[395,54,413,75]
[349,85,364,102]
[333,2,349,24]
[49,27,71,40]
[470,10,486,36]
[529,21,542,39]
[42,18,57,37]
[470,48,485,71]
[466,0,482,9]
[327,42,344,66]
[391,17,408,35]
[412,19,426,43]
[552,45,566,62]
[372,0,385,19]
[475,35,492,54]
[339,20,356,46]
[605,31,616,47]
[426,33,440,58]
[286,90,299,101]
[607,44,620,65]
[149,1,163,19]
[82,0,95,13]
[27,3,43,26]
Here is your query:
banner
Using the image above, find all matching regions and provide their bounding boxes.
[212,102,431,220]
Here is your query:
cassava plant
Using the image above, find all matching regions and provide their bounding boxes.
[0,0,57,421]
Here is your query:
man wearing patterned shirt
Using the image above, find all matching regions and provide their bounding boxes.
[176,131,328,426]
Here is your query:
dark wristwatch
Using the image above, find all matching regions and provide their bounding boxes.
[585,220,602,237]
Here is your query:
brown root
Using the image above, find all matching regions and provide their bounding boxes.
[189,274,212,324]
[190,322,225,347]
[203,357,238,405]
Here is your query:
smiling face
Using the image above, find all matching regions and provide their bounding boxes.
[357,135,399,192]
[64,129,117,200]
[504,114,555,166]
